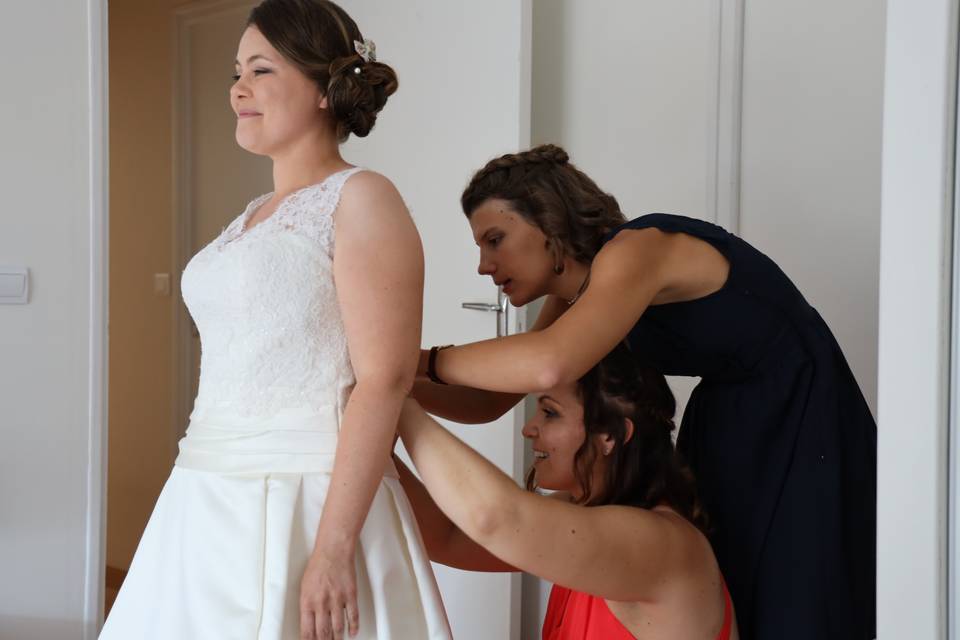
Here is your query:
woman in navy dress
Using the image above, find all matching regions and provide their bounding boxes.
[413,144,875,640]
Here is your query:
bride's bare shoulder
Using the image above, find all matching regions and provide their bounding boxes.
[338,169,406,215]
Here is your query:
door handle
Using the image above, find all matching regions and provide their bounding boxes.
[461,287,511,337]
[461,302,501,312]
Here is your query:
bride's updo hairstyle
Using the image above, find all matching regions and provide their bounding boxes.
[248,0,398,141]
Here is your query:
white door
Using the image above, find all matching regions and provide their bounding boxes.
[341,2,531,638]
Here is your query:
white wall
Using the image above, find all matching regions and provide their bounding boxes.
[532,1,715,219]
[739,0,885,415]
[530,0,884,412]
[878,0,954,636]
[529,0,717,450]
[0,1,106,639]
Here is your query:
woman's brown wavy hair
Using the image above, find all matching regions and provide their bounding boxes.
[526,343,708,531]
[461,144,627,270]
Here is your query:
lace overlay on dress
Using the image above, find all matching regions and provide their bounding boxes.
[180,167,363,418]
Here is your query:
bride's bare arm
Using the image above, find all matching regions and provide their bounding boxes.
[300,170,422,637]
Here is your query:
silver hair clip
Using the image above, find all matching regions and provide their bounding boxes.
[354,38,377,63]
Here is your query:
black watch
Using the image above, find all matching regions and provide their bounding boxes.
[427,344,453,385]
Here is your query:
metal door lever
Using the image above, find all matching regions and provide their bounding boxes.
[461,302,502,312]
[460,287,511,337]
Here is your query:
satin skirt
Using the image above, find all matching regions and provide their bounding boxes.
[99,405,452,640]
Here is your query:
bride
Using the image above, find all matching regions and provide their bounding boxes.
[100,1,451,638]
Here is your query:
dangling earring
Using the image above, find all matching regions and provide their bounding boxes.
[547,238,565,275]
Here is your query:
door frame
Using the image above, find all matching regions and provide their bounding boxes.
[84,0,109,636]
[879,0,957,636]
[705,0,744,234]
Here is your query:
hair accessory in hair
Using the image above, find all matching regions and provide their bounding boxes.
[354,38,377,63]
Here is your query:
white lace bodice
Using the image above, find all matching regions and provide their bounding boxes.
[181,167,363,418]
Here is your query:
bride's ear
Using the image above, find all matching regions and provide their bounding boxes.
[318,95,329,110]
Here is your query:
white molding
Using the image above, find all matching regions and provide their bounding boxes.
[510,4,532,638]
[879,0,957,636]
[705,0,744,233]
[172,0,255,454]
[513,0,533,483]
[517,0,532,152]
[952,44,960,632]
[951,4,960,636]
[83,0,109,636]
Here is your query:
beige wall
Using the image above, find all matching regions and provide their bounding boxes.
[108,0,193,570]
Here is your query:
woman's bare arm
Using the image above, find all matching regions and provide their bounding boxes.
[399,397,706,602]
[411,294,569,422]
[393,454,517,572]
[428,230,673,393]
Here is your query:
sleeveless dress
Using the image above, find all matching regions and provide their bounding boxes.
[542,581,733,640]
[100,168,452,640]
[602,214,876,640]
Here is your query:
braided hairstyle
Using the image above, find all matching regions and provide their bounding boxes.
[248,0,398,141]
[526,343,708,531]
[461,144,628,269]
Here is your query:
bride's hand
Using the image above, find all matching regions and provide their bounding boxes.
[300,544,359,639]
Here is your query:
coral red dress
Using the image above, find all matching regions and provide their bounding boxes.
[542,581,732,639]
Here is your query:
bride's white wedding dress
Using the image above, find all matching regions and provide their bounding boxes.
[100,167,451,639]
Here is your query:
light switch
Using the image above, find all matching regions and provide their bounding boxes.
[0,266,29,304]
[154,273,171,296]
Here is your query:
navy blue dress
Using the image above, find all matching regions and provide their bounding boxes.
[603,214,876,640]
